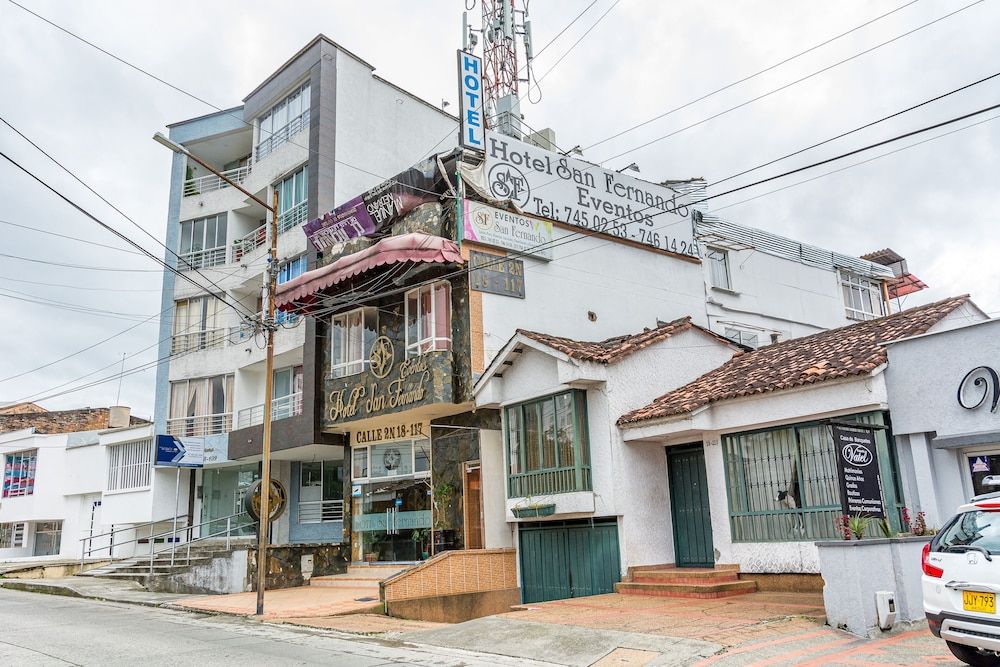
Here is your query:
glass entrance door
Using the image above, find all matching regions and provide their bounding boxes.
[355,477,431,561]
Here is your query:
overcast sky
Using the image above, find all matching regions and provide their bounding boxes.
[0,0,997,418]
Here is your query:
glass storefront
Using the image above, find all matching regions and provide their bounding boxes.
[351,438,432,562]
[201,463,259,537]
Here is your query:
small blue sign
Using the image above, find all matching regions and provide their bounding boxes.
[394,497,403,507]
[458,49,484,151]
[155,434,204,468]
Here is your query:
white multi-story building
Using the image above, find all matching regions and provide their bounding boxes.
[152,35,458,547]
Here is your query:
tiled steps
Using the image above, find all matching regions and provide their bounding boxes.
[615,564,757,599]
[310,564,408,589]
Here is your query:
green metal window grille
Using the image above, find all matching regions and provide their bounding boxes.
[722,411,903,542]
[505,390,592,497]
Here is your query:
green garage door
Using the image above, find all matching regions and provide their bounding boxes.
[519,519,620,604]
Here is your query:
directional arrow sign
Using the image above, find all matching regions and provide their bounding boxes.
[155,435,205,468]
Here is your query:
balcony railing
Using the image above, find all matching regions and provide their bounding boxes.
[183,164,252,197]
[231,225,266,263]
[298,499,344,524]
[166,413,232,437]
[235,392,303,430]
[509,466,592,498]
[170,328,229,355]
[277,201,309,234]
[255,110,310,162]
[178,246,227,270]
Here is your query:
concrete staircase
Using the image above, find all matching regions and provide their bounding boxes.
[615,564,757,599]
[75,543,242,584]
[310,563,409,592]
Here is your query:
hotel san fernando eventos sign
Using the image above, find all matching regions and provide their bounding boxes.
[327,336,442,424]
[483,130,701,259]
[463,199,553,260]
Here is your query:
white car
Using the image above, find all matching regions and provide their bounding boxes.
[924,491,1000,666]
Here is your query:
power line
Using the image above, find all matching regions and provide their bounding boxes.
[0,218,144,255]
[0,252,162,272]
[0,289,159,322]
[583,0,922,153]
[0,274,161,292]
[594,0,985,166]
[0,115,255,319]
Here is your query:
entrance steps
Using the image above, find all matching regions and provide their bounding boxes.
[615,564,757,599]
[310,563,410,589]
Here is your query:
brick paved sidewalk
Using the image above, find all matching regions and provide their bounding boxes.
[173,584,383,620]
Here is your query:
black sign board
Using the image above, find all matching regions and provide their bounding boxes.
[831,424,886,519]
[469,250,525,299]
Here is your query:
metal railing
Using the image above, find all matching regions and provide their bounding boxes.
[255,110,310,161]
[235,392,302,430]
[178,246,227,270]
[183,164,252,197]
[165,412,232,437]
[297,499,344,524]
[509,466,592,498]
[231,224,266,263]
[170,328,229,354]
[277,201,308,234]
[80,510,252,573]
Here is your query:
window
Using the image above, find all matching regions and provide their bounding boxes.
[298,459,344,523]
[257,81,311,160]
[172,295,225,353]
[841,271,886,321]
[167,375,234,436]
[405,282,452,357]
[107,438,153,492]
[33,520,62,557]
[0,522,26,548]
[706,247,731,290]
[3,450,37,497]
[351,439,431,481]
[276,256,308,325]
[276,165,309,234]
[330,307,378,378]
[272,365,304,420]
[722,413,901,542]
[724,327,759,349]
[178,214,228,269]
[505,390,591,496]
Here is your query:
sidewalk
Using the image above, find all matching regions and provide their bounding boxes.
[0,576,192,607]
[173,584,385,620]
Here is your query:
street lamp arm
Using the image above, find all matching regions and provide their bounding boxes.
[152,132,272,211]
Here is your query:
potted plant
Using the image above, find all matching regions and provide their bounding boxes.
[512,496,557,519]
[411,528,430,560]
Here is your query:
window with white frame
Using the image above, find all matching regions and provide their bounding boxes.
[257,81,311,160]
[840,271,886,321]
[706,247,731,290]
[107,438,154,492]
[330,308,378,378]
[276,256,308,325]
[0,522,26,549]
[276,165,309,234]
[724,327,759,349]
[172,295,225,353]
[351,439,430,481]
[178,214,228,269]
[405,282,452,357]
[168,375,234,436]
[2,449,37,497]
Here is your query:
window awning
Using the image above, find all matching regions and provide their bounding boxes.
[275,233,463,315]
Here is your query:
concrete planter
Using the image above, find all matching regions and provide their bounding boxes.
[512,504,556,519]
[816,536,931,638]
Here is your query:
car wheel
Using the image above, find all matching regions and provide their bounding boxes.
[947,641,1000,667]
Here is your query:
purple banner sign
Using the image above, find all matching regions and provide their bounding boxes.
[303,195,377,251]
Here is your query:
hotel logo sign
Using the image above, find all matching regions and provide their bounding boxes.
[958,365,1000,413]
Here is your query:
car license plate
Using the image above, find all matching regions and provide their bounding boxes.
[963,591,996,614]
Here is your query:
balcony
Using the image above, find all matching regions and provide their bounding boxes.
[235,391,303,430]
[232,225,266,263]
[508,466,592,498]
[298,499,344,524]
[170,328,228,355]
[255,110,310,162]
[277,201,309,234]
[183,164,252,197]
[166,413,232,437]
[178,246,227,270]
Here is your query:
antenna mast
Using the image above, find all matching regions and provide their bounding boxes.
[463,0,534,139]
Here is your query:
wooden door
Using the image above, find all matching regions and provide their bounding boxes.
[668,445,715,567]
[463,463,485,550]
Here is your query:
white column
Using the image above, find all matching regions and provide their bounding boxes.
[907,432,941,528]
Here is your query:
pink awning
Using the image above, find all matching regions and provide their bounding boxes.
[276,233,463,314]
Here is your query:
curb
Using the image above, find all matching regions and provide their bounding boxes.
[0,580,175,609]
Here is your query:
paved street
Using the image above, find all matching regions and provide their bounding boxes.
[0,588,541,667]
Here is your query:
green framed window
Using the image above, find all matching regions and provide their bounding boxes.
[505,390,591,497]
[722,411,902,542]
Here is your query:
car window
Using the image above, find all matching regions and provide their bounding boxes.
[938,511,1000,554]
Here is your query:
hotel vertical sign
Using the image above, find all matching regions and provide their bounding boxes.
[458,50,485,152]
[831,424,886,519]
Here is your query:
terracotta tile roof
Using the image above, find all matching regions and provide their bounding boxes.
[618,295,970,425]
[516,317,740,365]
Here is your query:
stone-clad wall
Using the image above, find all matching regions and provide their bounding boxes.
[0,409,148,435]
[247,543,348,590]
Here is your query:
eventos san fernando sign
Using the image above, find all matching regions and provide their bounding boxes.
[483,130,701,259]
[463,199,553,259]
